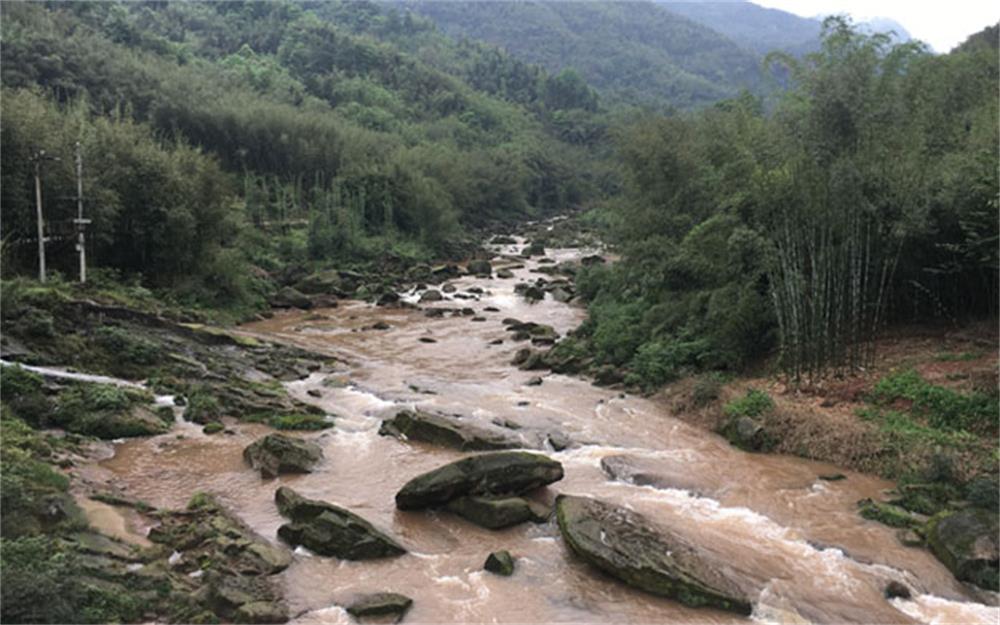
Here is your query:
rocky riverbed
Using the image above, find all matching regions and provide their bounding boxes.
[3,220,997,624]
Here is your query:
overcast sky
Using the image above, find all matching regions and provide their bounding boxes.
[753,0,999,52]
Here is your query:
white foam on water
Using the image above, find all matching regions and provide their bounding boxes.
[1,360,146,388]
[891,594,1000,625]
[293,605,351,625]
[467,571,493,601]
[434,575,472,591]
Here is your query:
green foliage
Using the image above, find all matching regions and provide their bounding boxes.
[857,499,920,528]
[94,326,160,366]
[267,413,332,431]
[870,369,997,432]
[724,389,774,419]
[0,535,144,624]
[0,413,79,538]
[183,388,223,424]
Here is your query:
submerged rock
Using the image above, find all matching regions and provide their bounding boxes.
[926,508,999,591]
[379,410,523,451]
[346,592,413,621]
[243,434,323,478]
[445,495,549,529]
[347,592,413,623]
[484,550,515,576]
[274,487,406,560]
[395,451,564,510]
[419,289,443,303]
[555,495,752,615]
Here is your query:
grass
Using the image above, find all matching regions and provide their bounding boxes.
[723,388,774,419]
[933,351,984,362]
[267,413,332,431]
[869,368,996,432]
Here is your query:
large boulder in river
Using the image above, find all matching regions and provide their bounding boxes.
[379,410,523,451]
[446,495,549,529]
[295,270,343,295]
[556,495,752,615]
[269,287,313,310]
[395,451,564,510]
[926,508,999,591]
[467,259,492,276]
[243,434,323,478]
[274,487,406,559]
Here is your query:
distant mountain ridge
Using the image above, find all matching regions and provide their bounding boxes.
[401,0,766,108]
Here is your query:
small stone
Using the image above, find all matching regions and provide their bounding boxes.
[306,389,322,398]
[419,337,437,344]
[484,550,515,576]
[896,528,924,547]
[526,376,543,386]
[884,581,912,599]
[346,592,413,621]
[819,473,847,481]
[372,321,391,330]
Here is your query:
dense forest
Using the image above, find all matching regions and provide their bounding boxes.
[1,0,610,311]
[403,0,765,107]
[572,18,998,386]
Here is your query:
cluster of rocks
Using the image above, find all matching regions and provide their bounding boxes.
[146,493,293,623]
[395,451,563,530]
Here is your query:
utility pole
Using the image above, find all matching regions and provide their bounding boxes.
[73,142,90,283]
[30,149,60,283]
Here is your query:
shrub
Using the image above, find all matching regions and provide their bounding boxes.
[724,388,774,419]
[183,388,223,424]
[691,373,724,407]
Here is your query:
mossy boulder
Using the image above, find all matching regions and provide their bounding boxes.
[294,270,343,295]
[345,592,413,621]
[395,451,563,510]
[857,499,925,529]
[445,495,549,529]
[556,495,752,615]
[274,487,406,559]
[484,550,515,576]
[378,410,523,451]
[926,508,999,591]
[269,287,312,310]
[467,260,492,276]
[243,434,323,478]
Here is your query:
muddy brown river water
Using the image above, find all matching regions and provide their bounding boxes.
[89,237,998,624]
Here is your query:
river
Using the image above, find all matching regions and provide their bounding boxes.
[84,235,998,624]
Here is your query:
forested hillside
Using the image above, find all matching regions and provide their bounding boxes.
[1,0,611,313]
[572,18,998,385]
[402,0,764,107]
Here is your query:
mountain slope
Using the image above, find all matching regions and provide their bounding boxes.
[659,0,821,55]
[401,0,764,108]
